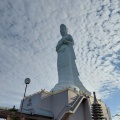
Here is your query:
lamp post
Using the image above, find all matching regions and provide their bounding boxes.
[20,78,30,115]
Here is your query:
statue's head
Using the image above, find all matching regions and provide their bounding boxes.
[60,24,68,37]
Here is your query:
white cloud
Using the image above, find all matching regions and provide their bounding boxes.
[112,106,120,120]
[0,1,120,117]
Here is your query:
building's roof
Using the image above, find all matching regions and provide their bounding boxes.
[0,109,53,120]
[22,108,54,118]
[0,106,10,110]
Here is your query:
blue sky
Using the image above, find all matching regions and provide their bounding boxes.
[0,0,120,119]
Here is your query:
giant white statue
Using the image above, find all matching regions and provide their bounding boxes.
[51,24,90,95]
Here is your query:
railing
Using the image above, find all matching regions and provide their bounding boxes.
[70,96,83,111]
[55,95,85,120]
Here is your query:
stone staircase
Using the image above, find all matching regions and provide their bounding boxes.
[55,95,85,120]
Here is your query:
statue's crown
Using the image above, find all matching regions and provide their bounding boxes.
[60,24,67,29]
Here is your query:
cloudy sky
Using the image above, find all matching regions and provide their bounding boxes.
[0,0,120,119]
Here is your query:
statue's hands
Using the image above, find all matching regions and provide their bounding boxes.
[56,37,71,52]
[63,39,69,44]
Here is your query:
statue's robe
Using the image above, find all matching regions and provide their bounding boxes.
[51,34,90,95]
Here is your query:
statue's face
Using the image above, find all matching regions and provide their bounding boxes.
[60,28,67,37]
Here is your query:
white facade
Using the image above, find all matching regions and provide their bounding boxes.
[20,89,111,120]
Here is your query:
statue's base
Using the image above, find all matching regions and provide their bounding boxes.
[51,83,91,95]
[51,83,80,93]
